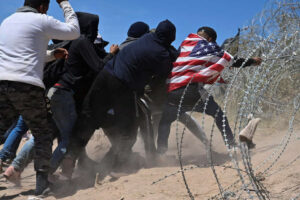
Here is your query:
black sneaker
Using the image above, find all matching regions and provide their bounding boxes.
[35,172,50,196]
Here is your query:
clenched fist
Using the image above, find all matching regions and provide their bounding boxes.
[110,44,119,55]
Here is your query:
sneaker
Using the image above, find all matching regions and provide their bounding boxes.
[35,172,49,196]
[28,187,52,200]
[3,166,21,186]
[28,196,45,200]
[239,118,261,149]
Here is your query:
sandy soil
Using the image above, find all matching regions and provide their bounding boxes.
[0,116,299,200]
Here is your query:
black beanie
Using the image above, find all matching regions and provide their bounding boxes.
[155,19,176,46]
[127,22,150,38]
[24,0,50,8]
[197,26,217,42]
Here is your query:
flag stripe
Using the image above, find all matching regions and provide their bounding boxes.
[167,33,233,92]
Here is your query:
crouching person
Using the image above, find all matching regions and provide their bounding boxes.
[65,20,177,178]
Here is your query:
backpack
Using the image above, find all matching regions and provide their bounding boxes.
[43,40,72,89]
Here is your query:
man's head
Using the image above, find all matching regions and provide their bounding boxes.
[24,0,50,14]
[127,22,150,38]
[197,26,217,42]
[76,12,99,42]
[155,19,176,47]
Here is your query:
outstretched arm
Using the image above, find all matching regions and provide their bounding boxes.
[231,57,262,68]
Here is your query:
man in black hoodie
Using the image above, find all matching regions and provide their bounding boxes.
[67,20,177,174]
[46,12,118,177]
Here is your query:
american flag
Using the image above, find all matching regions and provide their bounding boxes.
[167,33,234,92]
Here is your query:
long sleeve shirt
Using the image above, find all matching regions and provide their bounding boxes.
[0,1,80,89]
[58,36,114,91]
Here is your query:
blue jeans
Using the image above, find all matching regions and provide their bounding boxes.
[10,88,77,173]
[0,119,18,145]
[0,116,28,161]
[12,136,34,172]
[48,88,77,173]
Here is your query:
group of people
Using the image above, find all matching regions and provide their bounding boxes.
[0,0,262,197]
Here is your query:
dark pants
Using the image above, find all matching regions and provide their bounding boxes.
[136,100,156,156]
[157,84,234,152]
[68,70,137,164]
[49,88,77,173]
[0,81,53,172]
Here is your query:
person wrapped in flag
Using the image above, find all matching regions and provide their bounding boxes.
[157,26,262,154]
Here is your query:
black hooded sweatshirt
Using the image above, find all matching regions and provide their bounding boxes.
[58,12,113,104]
[105,20,177,93]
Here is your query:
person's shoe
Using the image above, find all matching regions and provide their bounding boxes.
[3,166,21,186]
[60,157,75,180]
[27,196,45,200]
[47,173,60,184]
[35,172,49,196]
[239,118,261,149]
[29,187,52,199]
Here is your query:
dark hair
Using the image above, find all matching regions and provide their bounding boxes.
[24,0,50,9]
[197,26,217,42]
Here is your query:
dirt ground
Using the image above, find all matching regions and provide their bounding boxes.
[0,116,299,200]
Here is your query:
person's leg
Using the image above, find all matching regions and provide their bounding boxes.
[63,71,111,177]
[68,71,111,160]
[0,82,20,137]
[200,96,235,146]
[98,127,120,177]
[179,113,209,146]
[110,87,137,171]
[0,116,29,162]
[7,82,53,195]
[11,136,35,172]
[4,136,35,185]
[157,103,178,154]
[49,88,77,174]
[0,81,20,171]
[0,120,18,145]
[156,85,201,154]
[137,99,156,156]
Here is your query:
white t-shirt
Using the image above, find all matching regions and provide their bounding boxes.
[0,1,80,89]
